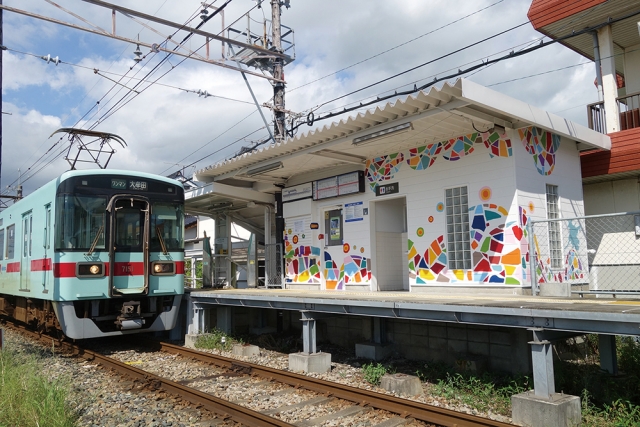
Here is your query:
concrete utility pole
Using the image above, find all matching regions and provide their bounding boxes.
[271,0,285,143]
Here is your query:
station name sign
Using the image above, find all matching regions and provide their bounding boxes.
[375,182,399,197]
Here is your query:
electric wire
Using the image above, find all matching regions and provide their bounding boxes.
[288,0,506,93]
[287,8,640,136]
[2,1,244,193]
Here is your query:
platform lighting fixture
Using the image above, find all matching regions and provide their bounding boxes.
[352,122,413,146]
[246,161,283,176]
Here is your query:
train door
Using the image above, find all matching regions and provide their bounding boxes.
[20,211,33,292]
[108,196,149,295]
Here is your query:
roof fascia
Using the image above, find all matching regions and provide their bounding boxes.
[459,79,611,150]
[210,98,470,182]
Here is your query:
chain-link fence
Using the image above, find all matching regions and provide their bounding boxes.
[530,212,640,295]
[264,242,284,288]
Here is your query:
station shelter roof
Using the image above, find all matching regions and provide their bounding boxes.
[185,78,610,232]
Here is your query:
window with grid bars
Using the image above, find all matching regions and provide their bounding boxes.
[546,184,562,269]
[445,186,471,270]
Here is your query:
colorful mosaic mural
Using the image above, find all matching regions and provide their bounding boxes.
[409,205,530,285]
[285,243,322,284]
[407,142,442,170]
[468,204,529,284]
[408,236,448,283]
[367,131,514,193]
[323,251,372,290]
[482,131,512,158]
[442,133,479,161]
[533,243,586,284]
[324,251,343,290]
[365,153,404,191]
[519,126,561,176]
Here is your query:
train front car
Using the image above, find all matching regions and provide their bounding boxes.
[53,170,185,339]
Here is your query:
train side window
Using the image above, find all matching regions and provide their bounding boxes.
[0,228,4,260]
[6,224,15,260]
[44,205,51,250]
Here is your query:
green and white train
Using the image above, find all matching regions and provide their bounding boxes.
[0,169,185,339]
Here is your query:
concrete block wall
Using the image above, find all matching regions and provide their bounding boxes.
[209,307,532,375]
[307,314,532,374]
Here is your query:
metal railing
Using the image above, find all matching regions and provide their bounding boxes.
[530,212,640,296]
[264,242,284,288]
[618,91,640,130]
[587,101,606,133]
[586,92,640,133]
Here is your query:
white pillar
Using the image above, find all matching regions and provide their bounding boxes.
[598,25,620,133]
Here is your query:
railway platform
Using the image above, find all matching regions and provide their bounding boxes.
[182,288,640,427]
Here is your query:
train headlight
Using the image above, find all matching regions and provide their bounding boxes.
[151,261,175,276]
[77,262,105,278]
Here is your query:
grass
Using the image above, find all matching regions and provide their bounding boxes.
[193,328,237,351]
[416,361,530,415]
[0,346,78,427]
[406,335,640,426]
[362,362,388,385]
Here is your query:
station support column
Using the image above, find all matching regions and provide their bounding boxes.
[288,310,331,373]
[511,328,581,427]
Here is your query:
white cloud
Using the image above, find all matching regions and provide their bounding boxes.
[0,0,599,195]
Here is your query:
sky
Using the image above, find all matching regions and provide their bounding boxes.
[1,0,599,196]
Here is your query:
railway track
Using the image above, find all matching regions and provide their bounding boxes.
[3,322,514,427]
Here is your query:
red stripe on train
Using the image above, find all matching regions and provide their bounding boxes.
[31,258,52,271]
[175,261,185,275]
[53,261,185,277]
[6,262,20,273]
[54,262,78,278]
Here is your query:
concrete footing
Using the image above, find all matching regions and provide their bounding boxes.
[538,282,572,298]
[288,352,332,373]
[380,373,424,397]
[184,333,198,349]
[233,343,260,357]
[355,342,393,361]
[512,391,581,427]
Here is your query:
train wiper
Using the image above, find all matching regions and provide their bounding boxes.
[156,226,168,255]
[86,225,104,256]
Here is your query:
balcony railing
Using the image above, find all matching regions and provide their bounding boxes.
[587,91,640,133]
[618,91,640,130]
[587,101,606,133]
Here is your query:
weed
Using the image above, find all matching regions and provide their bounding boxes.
[362,362,387,385]
[194,328,234,351]
[0,347,77,427]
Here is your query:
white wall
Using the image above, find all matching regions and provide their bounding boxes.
[584,179,640,215]
[624,43,640,95]
[282,127,585,290]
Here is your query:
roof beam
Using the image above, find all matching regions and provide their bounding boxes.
[186,182,275,204]
[208,98,469,182]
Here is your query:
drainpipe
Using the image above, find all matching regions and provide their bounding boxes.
[592,32,604,102]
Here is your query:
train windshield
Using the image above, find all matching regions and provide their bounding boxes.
[55,195,107,250]
[150,203,184,251]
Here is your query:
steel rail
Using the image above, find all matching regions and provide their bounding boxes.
[151,340,513,427]
[4,324,295,427]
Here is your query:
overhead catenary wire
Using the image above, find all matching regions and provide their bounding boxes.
[287,8,640,136]
[289,0,506,93]
[1,2,218,194]
[2,0,262,193]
